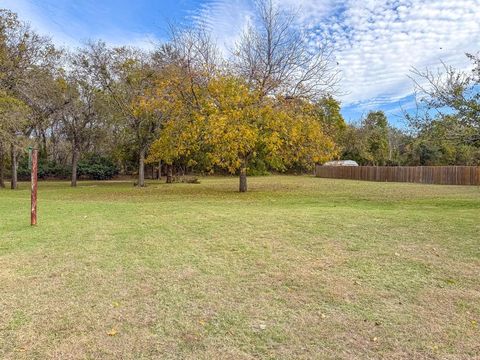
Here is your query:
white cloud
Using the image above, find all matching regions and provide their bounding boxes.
[194,0,480,109]
[328,0,480,106]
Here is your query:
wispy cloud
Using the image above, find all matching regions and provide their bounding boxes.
[1,0,160,49]
[1,0,80,47]
[188,0,253,53]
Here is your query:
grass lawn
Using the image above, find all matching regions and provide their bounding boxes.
[0,176,479,359]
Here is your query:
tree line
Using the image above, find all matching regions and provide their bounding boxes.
[1,2,479,192]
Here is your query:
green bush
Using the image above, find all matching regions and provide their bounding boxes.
[247,158,270,176]
[78,155,118,180]
[18,158,70,180]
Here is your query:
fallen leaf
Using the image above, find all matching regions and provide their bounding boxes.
[253,322,267,331]
[107,328,118,336]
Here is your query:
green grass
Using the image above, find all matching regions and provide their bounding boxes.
[1,176,479,359]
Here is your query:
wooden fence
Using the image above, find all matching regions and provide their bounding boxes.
[315,165,480,186]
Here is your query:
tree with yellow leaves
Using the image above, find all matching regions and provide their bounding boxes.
[160,76,335,192]
[144,78,203,182]
[199,76,337,192]
[148,75,338,192]
[146,28,218,183]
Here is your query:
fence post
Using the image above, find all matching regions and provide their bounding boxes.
[30,147,38,226]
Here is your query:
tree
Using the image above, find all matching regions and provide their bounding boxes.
[146,108,202,182]
[144,65,204,182]
[151,26,220,182]
[0,91,30,188]
[202,76,337,192]
[405,116,480,166]
[234,0,339,100]
[405,53,480,165]
[341,124,370,165]
[409,53,479,144]
[341,111,395,166]
[55,51,107,186]
[0,9,60,187]
[149,75,337,192]
[311,96,347,143]
[362,111,389,165]
[0,10,59,98]
[387,127,411,165]
[79,42,158,187]
[140,25,219,183]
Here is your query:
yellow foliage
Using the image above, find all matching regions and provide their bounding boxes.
[145,74,338,173]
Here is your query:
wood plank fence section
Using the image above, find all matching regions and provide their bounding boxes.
[315,165,480,185]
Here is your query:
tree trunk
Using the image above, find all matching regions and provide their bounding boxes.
[71,149,79,187]
[166,163,173,184]
[157,160,162,180]
[41,130,48,159]
[0,142,5,188]
[138,148,145,187]
[10,144,17,190]
[239,165,247,192]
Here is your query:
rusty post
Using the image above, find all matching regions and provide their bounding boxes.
[31,148,38,226]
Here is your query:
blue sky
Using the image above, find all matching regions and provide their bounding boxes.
[2,0,480,127]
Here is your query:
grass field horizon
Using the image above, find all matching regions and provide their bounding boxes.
[1,176,479,359]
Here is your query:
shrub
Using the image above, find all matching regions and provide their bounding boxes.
[18,158,70,180]
[247,158,270,176]
[77,155,118,180]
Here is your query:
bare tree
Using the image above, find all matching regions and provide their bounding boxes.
[160,24,220,80]
[233,0,339,100]
[409,53,480,144]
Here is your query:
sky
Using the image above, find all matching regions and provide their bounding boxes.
[2,0,480,127]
